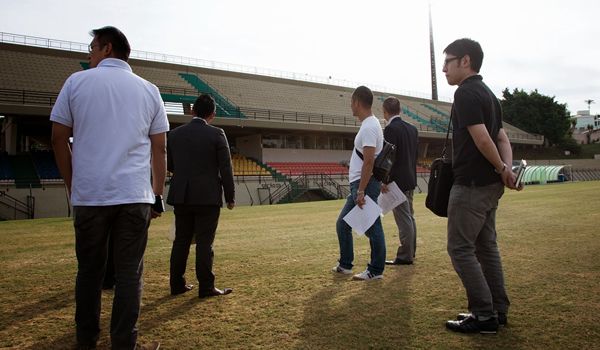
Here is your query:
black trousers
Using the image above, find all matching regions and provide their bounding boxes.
[73,204,151,350]
[170,205,221,295]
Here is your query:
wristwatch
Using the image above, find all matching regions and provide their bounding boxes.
[357,190,365,195]
[152,195,165,213]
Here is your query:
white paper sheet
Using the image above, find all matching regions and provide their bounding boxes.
[377,181,407,214]
[342,196,382,236]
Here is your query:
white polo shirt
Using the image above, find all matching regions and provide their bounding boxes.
[348,115,384,183]
[50,58,169,206]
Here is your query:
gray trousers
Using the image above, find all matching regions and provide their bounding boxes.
[447,182,510,318]
[391,189,417,261]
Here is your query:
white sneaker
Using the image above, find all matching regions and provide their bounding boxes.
[331,265,353,275]
[352,269,383,281]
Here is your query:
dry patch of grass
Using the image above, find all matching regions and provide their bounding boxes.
[1,181,599,349]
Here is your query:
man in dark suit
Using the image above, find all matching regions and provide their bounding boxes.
[167,94,235,298]
[381,97,419,265]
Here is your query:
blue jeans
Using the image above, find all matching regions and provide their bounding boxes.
[336,178,386,275]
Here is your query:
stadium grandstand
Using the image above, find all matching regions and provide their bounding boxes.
[0,32,552,219]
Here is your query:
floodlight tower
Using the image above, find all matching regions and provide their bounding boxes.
[429,2,438,101]
[584,99,595,113]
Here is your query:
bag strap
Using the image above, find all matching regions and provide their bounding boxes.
[441,113,453,158]
[355,148,364,160]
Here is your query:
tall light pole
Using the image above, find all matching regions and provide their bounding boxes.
[429,2,438,101]
[584,99,595,114]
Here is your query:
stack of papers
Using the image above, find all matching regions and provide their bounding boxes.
[342,182,407,236]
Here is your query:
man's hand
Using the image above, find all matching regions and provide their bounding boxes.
[500,166,517,190]
[151,210,161,219]
[381,183,389,194]
[227,202,235,210]
[355,191,366,209]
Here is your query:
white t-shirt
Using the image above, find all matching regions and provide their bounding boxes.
[348,115,384,183]
[50,58,169,206]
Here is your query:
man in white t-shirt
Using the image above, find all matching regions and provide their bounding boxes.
[50,26,167,350]
[332,86,386,281]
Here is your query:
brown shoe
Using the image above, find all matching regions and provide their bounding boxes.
[135,341,160,350]
[199,287,233,298]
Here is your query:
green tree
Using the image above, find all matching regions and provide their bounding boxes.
[501,88,571,146]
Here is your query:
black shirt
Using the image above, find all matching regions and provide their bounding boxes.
[384,116,418,191]
[451,75,503,186]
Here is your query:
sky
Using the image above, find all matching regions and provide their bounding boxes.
[1,0,599,114]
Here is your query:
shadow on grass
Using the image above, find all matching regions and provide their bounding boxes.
[138,291,213,333]
[296,267,416,349]
[24,291,206,349]
[0,289,73,332]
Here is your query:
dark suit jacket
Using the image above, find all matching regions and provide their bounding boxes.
[384,116,418,191]
[166,118,235,206]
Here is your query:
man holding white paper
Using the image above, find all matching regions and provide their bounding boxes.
[332,86,386,281]
[381,97,419,265]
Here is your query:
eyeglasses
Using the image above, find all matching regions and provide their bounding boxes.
[88,43,103,53]
[443,56,462,67]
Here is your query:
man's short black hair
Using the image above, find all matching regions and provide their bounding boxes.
[193,94,216,119]
[90,26,131,61]
[352,86,373,108]
[383,97,401,115]
[443,38,484,73]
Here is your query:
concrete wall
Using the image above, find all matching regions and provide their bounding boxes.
[262,148,352,163]
[0,178,290,219]
[0,183,71,219]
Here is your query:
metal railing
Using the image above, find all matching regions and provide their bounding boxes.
[0,85,543,141]
[0,190,34,220]
[259,173,349,205]
[0,31,448,101]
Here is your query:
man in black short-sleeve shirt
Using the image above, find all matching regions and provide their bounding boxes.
[451,76,504,186]
[441,38,520,334]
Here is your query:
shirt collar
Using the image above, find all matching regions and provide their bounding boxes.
[460,74,483,85]
[97,58,133,72]
[387,115,401,124]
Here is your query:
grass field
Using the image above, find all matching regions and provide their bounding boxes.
[1,181,599,349]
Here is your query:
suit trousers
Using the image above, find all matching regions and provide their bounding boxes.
[447,182,510,318]
[73,204,151,350]
[170,205,221,294]
[391,189,417,262]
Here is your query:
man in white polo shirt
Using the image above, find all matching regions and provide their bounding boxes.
[332,85,386,281]
[51,26,168,350]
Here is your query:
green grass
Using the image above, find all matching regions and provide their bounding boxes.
[1,181,599,349]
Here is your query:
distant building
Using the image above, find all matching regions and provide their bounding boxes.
[571,111,600,144]
[571,110,600,131]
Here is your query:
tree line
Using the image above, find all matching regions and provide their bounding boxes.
[500,88,578,152]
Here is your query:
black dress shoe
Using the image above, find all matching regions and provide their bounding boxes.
[446,315,498,334]
[457,312,507,326]
[385,259,413,265]
[199,287,233,298]
[171,284,194,296]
